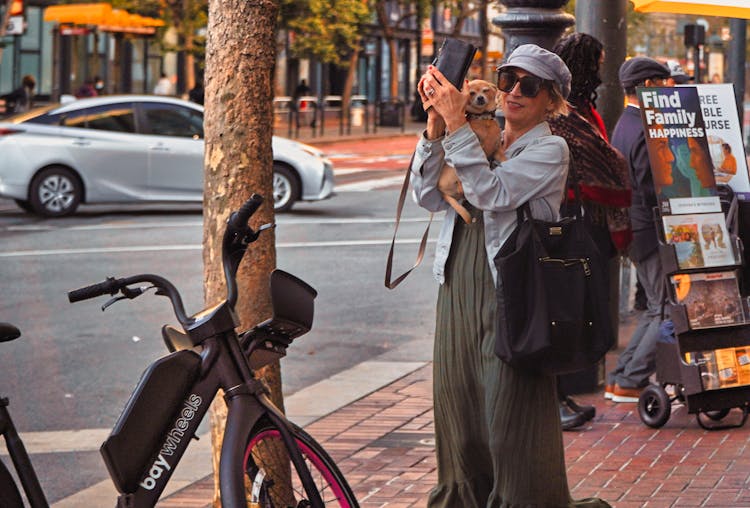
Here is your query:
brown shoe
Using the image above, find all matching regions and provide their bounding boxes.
[612,384,642,403]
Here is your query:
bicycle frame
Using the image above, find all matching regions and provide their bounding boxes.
[64,195,326,507]
[0,396,48,507]
[108,329,321,508]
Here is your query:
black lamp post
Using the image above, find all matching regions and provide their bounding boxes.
[492,0,575,54]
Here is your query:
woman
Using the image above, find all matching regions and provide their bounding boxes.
[411,43,610,507]
[550,33,632,430]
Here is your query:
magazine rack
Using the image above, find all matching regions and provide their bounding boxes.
[639,187,750,430]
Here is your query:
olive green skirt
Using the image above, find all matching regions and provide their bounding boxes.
[428,207,610,508]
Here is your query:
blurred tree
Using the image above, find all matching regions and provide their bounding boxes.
[282,0,370,123]
[374,0,430,99]
[114,0,208,92]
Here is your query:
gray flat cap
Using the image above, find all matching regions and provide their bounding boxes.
[665,60,693,84]
[497,44,571,99]
[619,57,670,88]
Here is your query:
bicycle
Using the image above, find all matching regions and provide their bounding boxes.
[0,194,358,508]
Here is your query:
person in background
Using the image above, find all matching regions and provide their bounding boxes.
[74,77,98,98]
[153,72,173,96]
[606,57,672,403]
[550,32,632,430]
[665,60,693,85]
[411,43,610,507]
[94,76,105,94]
[189,79,205,105]
[293,79,315,128]
[293,79,311,99]
[1,74,36,114]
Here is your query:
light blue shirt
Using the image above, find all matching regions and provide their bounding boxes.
[410,121,569,284]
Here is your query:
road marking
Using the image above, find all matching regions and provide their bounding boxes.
[335,174,406,192]
[5,216,432,232]
[0,237,437,258]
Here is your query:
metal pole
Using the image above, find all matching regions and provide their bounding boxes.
[574,0,627,137]
[492,0,575,56]
[727,18,746,136]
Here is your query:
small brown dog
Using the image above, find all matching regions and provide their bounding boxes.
[437,79,501,223]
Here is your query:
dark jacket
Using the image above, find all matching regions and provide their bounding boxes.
[1,85,31,114]
[611,104,658,262]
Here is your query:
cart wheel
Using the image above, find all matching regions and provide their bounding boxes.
[703,409,730,421]
[638,384,671,428]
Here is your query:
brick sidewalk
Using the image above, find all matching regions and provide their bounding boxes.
[159,328,750,507]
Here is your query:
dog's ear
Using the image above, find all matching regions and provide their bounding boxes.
[488,83,498,101]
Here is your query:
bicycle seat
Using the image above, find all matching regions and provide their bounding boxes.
[0,323,21,343]
[162,324,194,352]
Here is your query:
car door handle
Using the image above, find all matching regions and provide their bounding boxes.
[149,145,170,152]
[72,139,91,146]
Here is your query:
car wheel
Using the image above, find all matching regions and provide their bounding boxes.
[13,199,33,213]
[273,164,299,213]
[29,166,82,217]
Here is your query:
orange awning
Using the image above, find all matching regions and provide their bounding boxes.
[44,3,164,34]
[632,0,750,19]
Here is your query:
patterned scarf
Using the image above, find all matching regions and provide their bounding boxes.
[549,108,633,252]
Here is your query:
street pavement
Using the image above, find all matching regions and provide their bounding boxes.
[157,310,750,508]
[40,117,750,507]
[155,122,750,508]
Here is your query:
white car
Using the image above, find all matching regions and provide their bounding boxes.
[0,95,334,216]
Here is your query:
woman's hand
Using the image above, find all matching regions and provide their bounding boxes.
[421,66,469,135]
[418,72,446,140]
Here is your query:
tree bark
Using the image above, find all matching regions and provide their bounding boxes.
[203,0,280,505]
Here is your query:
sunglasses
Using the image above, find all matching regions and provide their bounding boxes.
[497,71,549,98]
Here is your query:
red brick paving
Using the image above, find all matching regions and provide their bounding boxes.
[160,312,750,508]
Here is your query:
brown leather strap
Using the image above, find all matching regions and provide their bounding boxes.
[385,152,433,289]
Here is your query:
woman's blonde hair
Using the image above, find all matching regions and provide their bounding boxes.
[546,83,569,118]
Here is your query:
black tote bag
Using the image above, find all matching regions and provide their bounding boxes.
[493,202,613,375]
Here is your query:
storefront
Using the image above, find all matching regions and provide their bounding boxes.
[43,3,164,99]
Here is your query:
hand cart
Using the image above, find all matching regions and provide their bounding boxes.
[638,185,750,430]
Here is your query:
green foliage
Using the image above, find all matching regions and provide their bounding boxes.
[285,0,370,66]
[111,0,208,59]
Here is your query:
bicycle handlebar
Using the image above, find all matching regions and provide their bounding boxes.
[68,276,123,303]
[67,193,267,328]
[228,194,263,230]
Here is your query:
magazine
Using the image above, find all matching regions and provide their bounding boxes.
[671,272,744,329]
[663,212,735,268]
[638,86,719,215]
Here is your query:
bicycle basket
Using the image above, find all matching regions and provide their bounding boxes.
[242,270,317,369]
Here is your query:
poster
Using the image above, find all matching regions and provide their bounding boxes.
[694,83,750,200]
[638,86,720,215]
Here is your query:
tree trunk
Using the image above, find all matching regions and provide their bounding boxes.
[203,0,281,505]
[388,38,399,98]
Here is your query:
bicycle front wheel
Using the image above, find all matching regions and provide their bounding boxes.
[244,420,358,507]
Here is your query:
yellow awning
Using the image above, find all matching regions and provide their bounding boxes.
[632,0,750,19]
[44,3,164,34]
